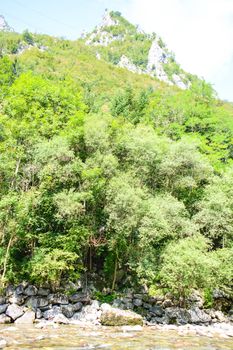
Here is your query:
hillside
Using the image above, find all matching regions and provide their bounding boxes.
[0,11,232,303]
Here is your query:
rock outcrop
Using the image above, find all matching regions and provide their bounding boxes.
[0,284,232,326]
[100,303,143,326]
[118,55,143,74]
[0,15,13,32]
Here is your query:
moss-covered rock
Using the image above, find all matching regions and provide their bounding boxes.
[100,304,143,326]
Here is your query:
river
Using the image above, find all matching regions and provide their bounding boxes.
[0,324,232,350]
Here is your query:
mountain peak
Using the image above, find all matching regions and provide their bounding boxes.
[0,15,13,32]
[85,11,190,89]
[99,9,119,28]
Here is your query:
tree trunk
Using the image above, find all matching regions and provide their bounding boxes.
[111,253,118,292]
[1,235,13,286]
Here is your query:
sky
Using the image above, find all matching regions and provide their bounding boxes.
[0,0,232,101]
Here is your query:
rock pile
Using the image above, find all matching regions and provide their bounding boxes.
[0,285,232,326]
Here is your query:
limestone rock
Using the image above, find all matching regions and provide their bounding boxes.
[99,10,119,28]
[48,293,69,305]
[100,304,143,326]
[15,284,25,295]
[133,299,143,307]
[38,288,49,296]
[188,307,211,324]
[0,338,7,348]
[172,74,188,90]
[0,304,8,314]
[6,304,24,320]
[6,286,14,297]
[73,301,101,323]
[24,285,38,296]
[26,296,48,309]
[150,305,164,317]
[0,15,13,32]
[15,310,35,324]
[9,293,25,305]
[43,306,62,320]
[0,314,11,324]
[0,297,6,305]
[61,305,74,318]
[118,55,143,74]
[165,307,191,325]
[187,290,204,308]
[53,313,69,324]
[69,292,90,304]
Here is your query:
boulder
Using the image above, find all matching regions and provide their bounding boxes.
[0,297,6,305]
[53,314,69,324]
[165,307,190,325]
[73,301,101,323]
[61,305,74,318]
[24,285,38,296]
[43,306,62,320]
[100,304,143,326]
[187,291,204,308]
[0,314,11,324]
[6,304,24,320]
[36,309,43,319]
[9,293,25,305]
[25,296,38,309]
[48,293,69,305]
[15,310,35,324]
[6,286,14,297]
[188,307,211,324]
[150,305,164,317]
[72,302,83,312]
[15,284,25,295]
[0,304,8,314]
[133,299,143,307]
[38,288,49,296]
[0,339,7,348]
[69,292,90,304]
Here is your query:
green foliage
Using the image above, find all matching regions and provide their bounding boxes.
[94,290,117,303]
[0,22,232,299]
[28,248,78,288]
[159,235,217,302]
[22,30,34,45]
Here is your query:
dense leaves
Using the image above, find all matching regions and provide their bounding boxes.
[0,30,232,301]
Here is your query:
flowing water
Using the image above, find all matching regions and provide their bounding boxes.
[0,325,232,350]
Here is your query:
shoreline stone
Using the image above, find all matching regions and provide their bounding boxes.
[0,284,232,327]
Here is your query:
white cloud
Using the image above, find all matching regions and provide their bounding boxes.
[123,0,233,100]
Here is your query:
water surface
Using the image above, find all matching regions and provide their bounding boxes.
[0,324,232,350]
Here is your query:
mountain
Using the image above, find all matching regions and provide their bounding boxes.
[84,10,190,89]
[0,10,233,300]
[0,15,13,32]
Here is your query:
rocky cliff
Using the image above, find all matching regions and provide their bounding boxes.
[0,15,13,32]
[84,10,190,89]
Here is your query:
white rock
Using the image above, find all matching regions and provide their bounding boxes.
[6,304,24,320]
[118,55,143,74]
[99,10,119,28]
[172,74,188,90]
[15,310,35,324]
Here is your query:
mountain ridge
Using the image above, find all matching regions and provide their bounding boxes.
[84,10,191,89]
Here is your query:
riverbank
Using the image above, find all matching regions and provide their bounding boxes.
[1,283,233,327]
[0,323,233,349]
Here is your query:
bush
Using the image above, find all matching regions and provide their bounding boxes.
[159,235,217,303]
[28,248,78,288]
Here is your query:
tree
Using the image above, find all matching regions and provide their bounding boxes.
[194,168,233,247]
[22,30,34,45]
[159,235,217,303]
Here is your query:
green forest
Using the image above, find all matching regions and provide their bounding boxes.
[0,19,233,304]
